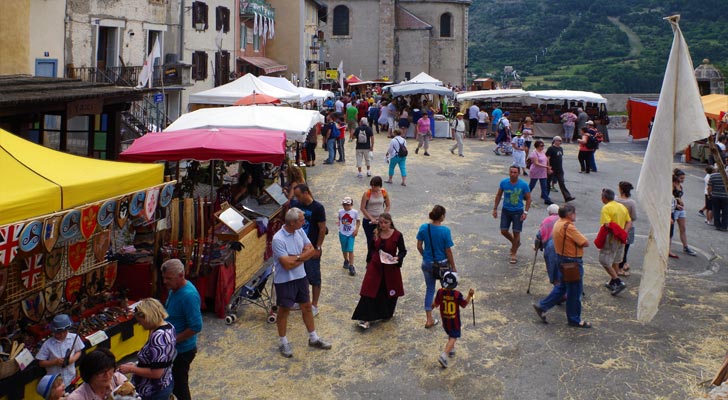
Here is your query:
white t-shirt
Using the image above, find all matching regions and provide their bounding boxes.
[705,173,711,195]
[478,111,489,124]
[335,100,344,113]
[469,105,479,119]
[338,209,360,236]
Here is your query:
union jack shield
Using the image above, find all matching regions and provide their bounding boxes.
[0,223,25,266]
[20,254,44,290]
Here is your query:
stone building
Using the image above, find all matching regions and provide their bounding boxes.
[695,58,725,96]
[323,0,471,86]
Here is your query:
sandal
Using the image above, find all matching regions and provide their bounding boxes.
[509,255,517,264]
[568,321,592,329]
[385,180,393,184]
[617,270,630,277]
[424,319,439,329]
[668,253,679,259]
[622,264,630,272]
[401,183,407,186]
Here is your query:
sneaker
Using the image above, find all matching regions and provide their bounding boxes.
[448,350,456,358]
[493,149,501,156]
[290,303,301,310]
[424,152,430,156]
[565,197,576,202]
[611,281,626,296]
[311,305,319,317]
[342,260,349,269]
[415,147,419,154]
[697,210,705,217]
[438,354,449,368]
[357,173,363,178]
[348,264,356,276]
[459,154,464,157]
[279,342,293,358]
[604,281,615,290]
[450,148,455,155]
[532,304,547,323]
[308,337,332,350]
[683,247,697,256]
[551,187,559,192]
[357,320,370,329]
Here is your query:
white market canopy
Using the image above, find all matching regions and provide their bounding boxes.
[304,88,335,101]
[385,83,453,97]
[408,72,443,85]
[258,76,314,102]
[189,74,300,105]
[456,89,607,105]
[456,89,529,102]
[165,106,325,143]
[526,90,608,105]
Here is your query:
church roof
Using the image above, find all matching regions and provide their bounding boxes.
[395,5,432,30]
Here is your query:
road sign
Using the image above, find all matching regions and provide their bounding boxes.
[153,94,164,103]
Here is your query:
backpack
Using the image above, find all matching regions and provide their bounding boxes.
[357,127,368,144]
[395,138,408,157]
[366,188,388,200]
[330,123,341,139]
[497,118,505,132]
[586,133,599,150]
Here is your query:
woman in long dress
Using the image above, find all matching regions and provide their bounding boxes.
[352,213,407,329]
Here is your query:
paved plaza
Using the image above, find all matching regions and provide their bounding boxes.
[190,129,728,399]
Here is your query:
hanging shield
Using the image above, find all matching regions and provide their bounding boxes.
[45,247,63,279]
[0,222,25,267]
[85,269,103,296]
[60,209,81,240]
[94,230,111,263]
[0,268,8,300]
[144,187,160,221]
[130,191,146,217]
[159,183,175,208]
[20,254,44,290]
[97,200,116,228]
[44,281,65,314]
[42,215,61,252]
[104,261,118,290]
[21,291,45,322]
[19,220,42,254]
[116,196,130,228]
[68,240,87,272]
[80,204,100,240]
[65,275,83,303]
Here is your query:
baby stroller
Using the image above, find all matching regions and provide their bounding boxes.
[225,262,277,324]
[493,133,513,156]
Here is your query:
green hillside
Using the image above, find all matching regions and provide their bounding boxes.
[468,0,728,93]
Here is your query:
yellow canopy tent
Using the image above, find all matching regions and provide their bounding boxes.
[0,129,164,225]
[702,94,728,121]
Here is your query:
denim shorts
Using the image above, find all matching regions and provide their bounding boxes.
[500,209,524,232]
[304,258,321,286]
[339,233,355,252]
[275,277,310,308]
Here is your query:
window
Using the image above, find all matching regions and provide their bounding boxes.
[191,51,208,80]
[440,13,452,38]
[216,6,230,33]
[332,5,349,36]
[192,1,209,31]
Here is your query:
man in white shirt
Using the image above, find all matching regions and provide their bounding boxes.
[335,98,344,114]
[468,103,480,138]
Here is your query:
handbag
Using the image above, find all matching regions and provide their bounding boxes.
[559,223,581,283]
[427,224,450,280]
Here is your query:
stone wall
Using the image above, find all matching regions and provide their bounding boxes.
[395,30,430,81]
[326,1,382,80]
[602,93,658,113]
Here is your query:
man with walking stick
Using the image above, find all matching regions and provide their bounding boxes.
[528,204,561,294]
[532,204,592,328]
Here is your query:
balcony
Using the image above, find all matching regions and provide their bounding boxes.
[65,64,192,87]
[240,0,274,19]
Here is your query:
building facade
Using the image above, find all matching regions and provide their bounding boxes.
[323,0,470,86]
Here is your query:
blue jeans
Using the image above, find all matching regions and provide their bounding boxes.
[388,156,407,177]
[421,261,437,311]
[538,256,583,325]
[337,137,346,161]
[144,383,174,400]
[326,138,336,163]
[543,239,560,284]
[588,151,597,172]
[529,177,552,203]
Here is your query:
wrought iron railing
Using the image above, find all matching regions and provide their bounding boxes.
[66,64,186,87]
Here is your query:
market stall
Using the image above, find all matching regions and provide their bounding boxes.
[383,81,454,138]
[0,129,165,399]
[188,73,301,109]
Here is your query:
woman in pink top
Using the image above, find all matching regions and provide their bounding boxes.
[414,113,431,156]
[528,140,553,205]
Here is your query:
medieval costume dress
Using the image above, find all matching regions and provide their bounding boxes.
[352,230,407,322]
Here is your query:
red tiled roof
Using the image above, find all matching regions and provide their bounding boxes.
[395,6,432,30]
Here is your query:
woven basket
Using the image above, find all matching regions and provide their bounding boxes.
[0,358,19,380]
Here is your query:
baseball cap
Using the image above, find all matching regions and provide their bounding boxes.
[51,314,72,332]
[37,374,61,400]
[586,120,594,125]
[552,135,562,142]
[504,111,510,116]
[456,112,464,116]
[342,197,353,205]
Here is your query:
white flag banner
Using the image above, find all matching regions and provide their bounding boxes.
[635,15,711,322]
[137,36,161,88]
[337,60,344,91]
[263,17,268,45]
[253,13,258,37]
[270,18,275,38]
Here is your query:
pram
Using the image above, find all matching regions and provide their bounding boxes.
[493,134,513,156]
[225,260,277,324]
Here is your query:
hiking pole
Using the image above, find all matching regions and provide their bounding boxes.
[526,245,539,294]
[471,294,476,326]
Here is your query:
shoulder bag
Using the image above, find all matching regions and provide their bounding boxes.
[559,223,581,283]
[428,224,450,280]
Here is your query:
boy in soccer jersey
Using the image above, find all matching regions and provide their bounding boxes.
[431,272,474,368]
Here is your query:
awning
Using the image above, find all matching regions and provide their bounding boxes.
[239,56,287,75]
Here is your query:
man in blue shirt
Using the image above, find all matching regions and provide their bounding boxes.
[162,258,202,400]
[272,208,332,358]
[492,165,532,264]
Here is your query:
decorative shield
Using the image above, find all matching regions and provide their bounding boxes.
[130,191,146,217]
[65,275,83,304]
[144,187,160,221]
[104,261,117,290]
[20,254,44,290]
[0,268,8,300]
[42,215,61,252]
[19,220,42,254]
[80,204,100,240]
[85,269,102,296]
[68,240,87,272]
[60,209,81,240]
[94,230,111,263]
[98,200,116,228]
[0,222,25,266]
[45,247,63,279]
[159,183,175,208]
[116,196,130,228]
[44,281,65,314]
[21,291,46,322]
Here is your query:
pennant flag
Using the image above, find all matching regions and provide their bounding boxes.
[337,60,344,91]
[137,36,161,88]
[635,15,711,322]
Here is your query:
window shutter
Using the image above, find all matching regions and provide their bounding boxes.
[192,51,198,80]
[221,51,230,84]
[216,6,223,31]
[223,8,230,33]
[202,52,208,80]
[203,3,209,30]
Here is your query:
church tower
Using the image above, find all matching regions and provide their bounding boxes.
[378,0,395,80]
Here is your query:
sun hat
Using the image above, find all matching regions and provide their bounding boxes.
[342,197,353,205]
[456,112,464,116]
[51,314,72,332]
[37,374,61,400]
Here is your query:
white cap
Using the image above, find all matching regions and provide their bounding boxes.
[586,120,594,125]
